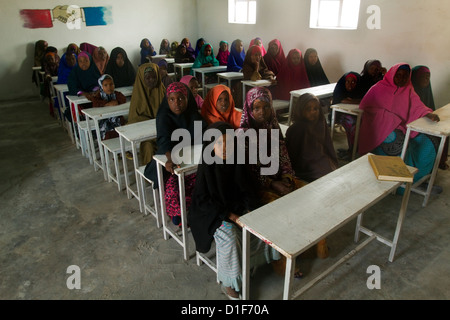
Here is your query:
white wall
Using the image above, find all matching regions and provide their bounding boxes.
[196,0,450,108]
[0,0,197,101]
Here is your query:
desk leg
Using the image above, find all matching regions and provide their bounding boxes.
[288,94,294,126]
[95,121,107,180]
[283,256,295,300]
[86,117,97,170]
[132,143,143,212]
[119,136,131,199]
[156,162,169,240]
[389,181,412,262]
[71,102,81,150]
[242,227,251,300]
[330,109,336,140]
[400,127,411,160]
[352,113,362,160]
[421,135,445,207]
[177,172,189,260]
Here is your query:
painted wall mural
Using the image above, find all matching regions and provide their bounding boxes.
[20,5,112,29]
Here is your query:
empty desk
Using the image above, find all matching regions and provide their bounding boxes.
[241,79,273,106]
[193,65,227,95]
[173,62,194,80]
[217,72,244,88]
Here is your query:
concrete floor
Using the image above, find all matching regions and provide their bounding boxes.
[0,97,449,301]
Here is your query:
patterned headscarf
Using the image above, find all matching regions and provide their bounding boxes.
[166,81,188,98]
[240,86,277,131]
[98,74,116,101]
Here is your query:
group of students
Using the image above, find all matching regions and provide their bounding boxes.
[32,36,446,300]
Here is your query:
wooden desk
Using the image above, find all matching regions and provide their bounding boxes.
[153,144,203,260]
[82,102,130,180]
[400,103,450,207]
[193,65,227,95]
[330,103,363,161]
[173,62,194,79]
[288,83,337,125]
[115,120,157,212]
[239,154,416,300]
[217,72,244,88]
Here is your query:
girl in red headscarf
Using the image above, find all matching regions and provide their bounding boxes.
[263,39,286,76]
[275,49,310,100]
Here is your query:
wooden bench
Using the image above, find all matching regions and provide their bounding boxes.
[238,153,417,300]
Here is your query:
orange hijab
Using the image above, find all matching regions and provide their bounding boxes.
[201,85,242,129]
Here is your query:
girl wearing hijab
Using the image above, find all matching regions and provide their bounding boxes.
[143,82,207,226]
[56,52,77,85]
[92,46,109,75]
[79,42,97,56]
[140,38,156,65]
[216,41,230,66]
[360,59,386,95]
[190,42,220,75]
[238,87,313,265]
[181,38,196,61]
[159,39,170,55]
[411,65,447,170]
[67,51,101,96]
[201,85,242,129]
[175,44,195,63]
[32,40,48,86]
[189,121,280,300]
[66,43,80,56]
[128,63,166,165]
[242,45,275,82]
[105,47,136,88]
[275,49,310,100]
[248,37,266,57]
[227,39,245,72]
[358,63,440,184]
[87,74,127,140]
[332,71,365,160]
[195,38,206,58]
[263,39,286,77]
[168,41,179,58]
[304,48,330,87]
[180,75,203,109]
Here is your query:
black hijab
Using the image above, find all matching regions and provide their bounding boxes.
[304,48,330,87]
[105,47,136,88]
[188,121,261,253]
[332,71,364,104]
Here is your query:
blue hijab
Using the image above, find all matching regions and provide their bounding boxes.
[227,39,245,72]
[56,52,77,84]
[140,38,156,65]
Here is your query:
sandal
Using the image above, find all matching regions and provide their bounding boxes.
[221,285,241,300]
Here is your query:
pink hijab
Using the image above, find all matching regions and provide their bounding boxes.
[180,75,204,109]
[358,63,433,155]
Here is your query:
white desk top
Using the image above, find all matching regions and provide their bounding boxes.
[406,103,450,136]
[290,83,337,98]
[115,119,157,143]
[330,103,363,114]
[174,62,194,68]
[116,85,133,97]
[165,58,175,64]
[241,79,273,87]
[193,65,227,74]
[153,144,203,174]
[238,154,415,258]
[32,66,41,70]
[53,84,68,91]
[217,72,244,80]
[81,102,130,120]
[66,95,90,104]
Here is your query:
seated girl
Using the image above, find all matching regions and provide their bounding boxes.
[56,51,77,85]
[181,38,196,61]
[128,63,166,165]
[87,74,127,140]
[304,48,330,87]
[194,38,206,58]
[201,84,242,129]
[157,59,174,88]
[159,39,170,55]
[105,47,136,88]
[67,51,101,97]
[143,82,207,226]
[168,41,179,58]
[216,41,230,66]
[227,39,245,72]
[275,49,310,100]
[188,121,281,300]
[190,42,219,75]
[174,44,195,63]
[263,39,286,77]
[358,63,440,186]
[242,45,275,82]
[140,38,156,65]
[92,46,109,75]
[286,93,338,182]
[332,71,365,160]
[180,75,203,109]
[248,37,266,56]
[360,59,386,95]
[412,65,447,170]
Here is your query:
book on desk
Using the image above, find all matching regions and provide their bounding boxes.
[368,154,414,183]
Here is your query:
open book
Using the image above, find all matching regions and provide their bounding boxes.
[368,154,414,183]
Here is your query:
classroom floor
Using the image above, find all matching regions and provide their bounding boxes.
[1,96,449,301]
